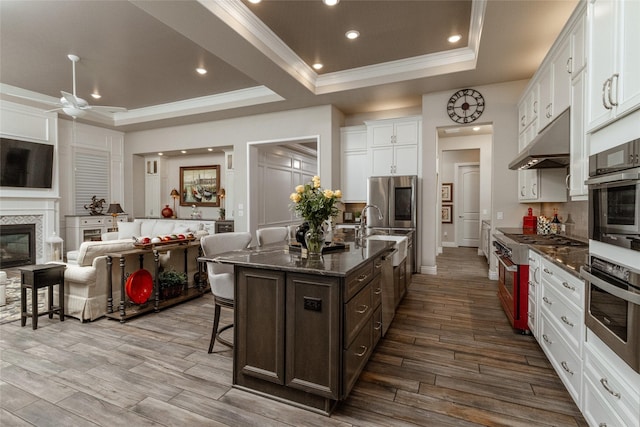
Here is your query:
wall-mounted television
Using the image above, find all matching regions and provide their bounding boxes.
[0,137,54,189]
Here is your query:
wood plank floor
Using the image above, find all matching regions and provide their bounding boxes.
[0,248,587,426]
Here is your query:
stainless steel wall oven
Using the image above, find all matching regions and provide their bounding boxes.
[581,255,640,373]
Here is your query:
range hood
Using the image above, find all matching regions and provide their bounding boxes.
[509,108,570,170]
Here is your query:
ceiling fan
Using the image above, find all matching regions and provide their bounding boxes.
[44,54,127,119]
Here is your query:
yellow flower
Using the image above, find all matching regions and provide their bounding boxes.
[290,193,301,203]
[323,189,334,199]
[295,185,304,194]
[312,176,321,188]
[334,189,342,198]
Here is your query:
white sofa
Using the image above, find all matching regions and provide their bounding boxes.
[59,218,209,321]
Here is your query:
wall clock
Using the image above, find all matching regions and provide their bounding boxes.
[447,89,485,124]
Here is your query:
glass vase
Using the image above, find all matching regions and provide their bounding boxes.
[304,224,324,259]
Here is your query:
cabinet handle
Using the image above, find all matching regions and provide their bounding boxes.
[521,186,526,197]
[356,304,369,314]
[542,334,552,345]
[531,183,537,196]
[374,287,382,295]
[528,313,534,320]
[566,57,572,74]
[374,262,382,269]
[565,173,571,190]
[546,103,552,118]
[562,281,575,291]
[599,424,608,427]
[543,267,553,275]
[534,267,540,284]
[599,378,621,399]
[608,73,619,107]
[533,100,538,114]
[560,316,574,327]
[355,345,368,357]
[602,78,613,110]
[374,321,382,331]
[561,361,574,376]
[521,115,526,127]
[357,274,368,282]
[543,296,552,305]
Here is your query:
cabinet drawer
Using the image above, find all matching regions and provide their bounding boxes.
[527,296,537,337]
[372,305,382,347]
[540,282,583,351]
[583,376,626,427]
[344,285,373,348]
[345,261,373,300]
[540,260,584,309]
[81,217,105,226]
[539,314,582,405]
[585,341,640,427]
[343,318,372,396]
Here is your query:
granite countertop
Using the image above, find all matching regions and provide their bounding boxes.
[212,238,392,277]
[530,245,589,277]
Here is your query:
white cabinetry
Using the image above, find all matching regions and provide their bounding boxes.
[569,70,588,199]
[340,126,368,202]
[518,169,567,203]
[538,259,584,407]
[527,250,541,337]
[65,215,127,252]
[587,0,640,132]
[583,329,640,427]
[144,156,168,218]
[367,117,420,176]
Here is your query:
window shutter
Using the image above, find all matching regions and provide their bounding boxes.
[75,151,109,215]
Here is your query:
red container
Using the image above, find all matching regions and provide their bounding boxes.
[523,208,537,232]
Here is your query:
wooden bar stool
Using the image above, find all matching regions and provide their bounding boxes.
[19,264,66,330]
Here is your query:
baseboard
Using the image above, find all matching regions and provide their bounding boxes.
[442,242,456,247]
[420,265,437,275]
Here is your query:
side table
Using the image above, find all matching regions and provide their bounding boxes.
[19,264,65,330]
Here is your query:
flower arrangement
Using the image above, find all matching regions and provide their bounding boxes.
[289,176,342,229]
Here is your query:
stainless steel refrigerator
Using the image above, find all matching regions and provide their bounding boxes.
[367,175,417,272]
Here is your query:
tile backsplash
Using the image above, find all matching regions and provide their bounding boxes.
[539,200,588,240]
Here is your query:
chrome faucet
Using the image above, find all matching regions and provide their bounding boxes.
[357,204,383,241]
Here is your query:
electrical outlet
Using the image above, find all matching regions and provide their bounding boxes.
[444,231,448,237]
[497,212,504,220]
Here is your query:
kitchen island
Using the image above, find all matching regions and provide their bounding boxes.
[214,238,393,415]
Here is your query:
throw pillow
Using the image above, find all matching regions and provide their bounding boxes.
[117,221,142,240]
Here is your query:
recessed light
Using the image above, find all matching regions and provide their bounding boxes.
[158,152,163,156]
[196,67,207,75]
[181,150,187,154]
[248,0,261,4]
[473,126,480,131]
[345,30,360,40]
[323,0,339,5]
[207,148,213,152]
[448,34,462,43]
[444,128,460,134]
[313,63,323,70]
[91,93,101,100]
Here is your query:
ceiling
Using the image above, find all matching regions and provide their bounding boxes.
[0,0,578,133]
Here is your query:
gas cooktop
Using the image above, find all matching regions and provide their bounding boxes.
[503,233,588,247]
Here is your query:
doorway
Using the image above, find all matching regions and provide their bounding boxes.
[455,163,480,247]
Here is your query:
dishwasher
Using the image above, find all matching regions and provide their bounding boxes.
[380,247,397,336]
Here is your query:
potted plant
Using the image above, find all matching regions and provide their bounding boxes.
[158,269,187,300]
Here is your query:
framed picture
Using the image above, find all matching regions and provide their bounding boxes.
[441,183,453,202]
[441,204,453,223]
[180,165,220,207]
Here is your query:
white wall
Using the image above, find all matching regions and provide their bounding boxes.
[124,105,341,232]
[421,80,528,275]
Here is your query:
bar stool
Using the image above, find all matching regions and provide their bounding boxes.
[19,264,65,330]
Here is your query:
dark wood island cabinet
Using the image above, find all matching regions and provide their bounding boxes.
[214,239,393,414]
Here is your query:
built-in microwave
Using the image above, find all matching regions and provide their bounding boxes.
[587,139,640,251]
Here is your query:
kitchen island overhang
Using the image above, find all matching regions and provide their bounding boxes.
[213,238,394,415]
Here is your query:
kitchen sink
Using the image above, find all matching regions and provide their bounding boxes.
[367,235,407,266]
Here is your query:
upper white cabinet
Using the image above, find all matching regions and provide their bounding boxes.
[518,169,567,203]
[340,126,368,202]
[367,116,420,176]
[587,0,640,132]
[569,70,588,199]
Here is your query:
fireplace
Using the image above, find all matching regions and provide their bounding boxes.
[0,224,36,268]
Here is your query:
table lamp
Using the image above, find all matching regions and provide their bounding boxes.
[106,203,124,231]
[170,188,180,218]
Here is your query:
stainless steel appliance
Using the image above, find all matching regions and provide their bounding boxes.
[493,231,588,333]
[367,175,417,229]
[367,175,417,272]
[581,255,640,373]
[587,138,640,251]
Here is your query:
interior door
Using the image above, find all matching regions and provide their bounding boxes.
[456,164,480,247]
